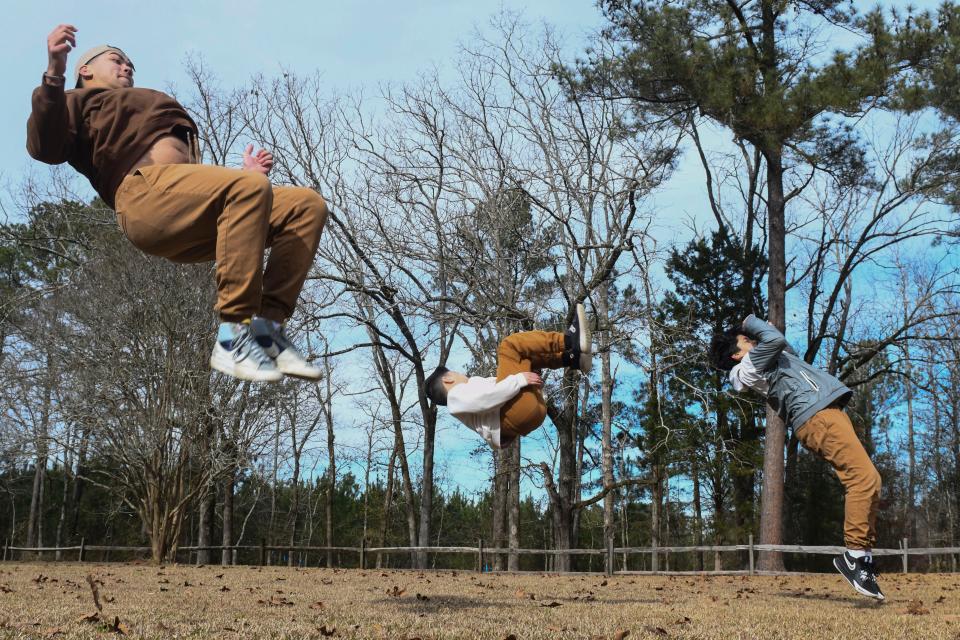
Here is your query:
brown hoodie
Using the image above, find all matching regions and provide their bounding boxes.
[26,79,198,209]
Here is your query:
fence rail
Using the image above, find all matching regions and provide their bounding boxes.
[2,536,957,576]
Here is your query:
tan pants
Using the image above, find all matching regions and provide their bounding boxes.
[795,408,882,550]
[114,163,328,322]
[497,331,566,440]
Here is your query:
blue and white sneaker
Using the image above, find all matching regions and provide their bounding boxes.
[251,317,322,380]
[210,322,283,382]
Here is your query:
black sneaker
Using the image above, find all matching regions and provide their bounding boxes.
[563,303,592,374]
[833,551,884,600]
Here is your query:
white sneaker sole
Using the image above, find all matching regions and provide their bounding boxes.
[576,303,593,374]
[273,351,322,380]
[210,350,283,382]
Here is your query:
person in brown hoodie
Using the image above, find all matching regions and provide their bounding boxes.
[27,24,328,382]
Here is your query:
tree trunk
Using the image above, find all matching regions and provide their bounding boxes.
[377,447,397,569]
[196,484,215,565]
[691,453,704,571]
[221,468,234,566]
[507,441,520,571]
[757,143,787,572]
[491,448,507,571]
[599,285,616,569]
[417,411,436,570]
[324,357,337,568]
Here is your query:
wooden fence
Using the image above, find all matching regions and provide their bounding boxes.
[3,536,958,576]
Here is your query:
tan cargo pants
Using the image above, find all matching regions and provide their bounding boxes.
[114,163,327,323]
[496,331,566,441]
[795,408,882,549]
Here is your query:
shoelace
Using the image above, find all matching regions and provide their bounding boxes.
[859,559,881,587]
[233,327,274,367]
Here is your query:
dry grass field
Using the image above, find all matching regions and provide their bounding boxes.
[0,562,958,639]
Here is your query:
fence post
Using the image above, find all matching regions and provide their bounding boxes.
[606,535,614,577]
[748,535,754,576]
[359,539,366,570]
[477,538,484,573]
[259,539,266,567]
[79,538,86,563]
[902,537,909,574]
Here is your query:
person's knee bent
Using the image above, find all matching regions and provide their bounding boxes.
[303,189,329,232]
[234,171,273,203]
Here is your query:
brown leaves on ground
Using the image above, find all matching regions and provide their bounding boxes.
[258,594,294,607]
[2,564,959,640]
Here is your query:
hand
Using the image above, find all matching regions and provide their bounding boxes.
[46,24,77,77]
[241,144,274,175]
[521,372,543,387]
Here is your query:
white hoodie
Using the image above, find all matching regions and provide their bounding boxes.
[446,373,528,449]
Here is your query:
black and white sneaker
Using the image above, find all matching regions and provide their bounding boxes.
[563,303,593,374]
[833,551,884,600]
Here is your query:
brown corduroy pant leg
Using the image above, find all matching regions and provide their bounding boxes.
[497,331,566,441]
[794,408,882,550]
[114,163,328,323]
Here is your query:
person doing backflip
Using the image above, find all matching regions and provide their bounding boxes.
[425,304,592,449]
[27,24,326,382]
[710,314,884,600]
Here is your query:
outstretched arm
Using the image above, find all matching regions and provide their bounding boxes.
[27,24,79,164]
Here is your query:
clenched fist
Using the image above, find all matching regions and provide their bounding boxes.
[46,24,77,77]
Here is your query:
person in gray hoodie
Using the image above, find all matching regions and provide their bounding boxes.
[710,314,884,600]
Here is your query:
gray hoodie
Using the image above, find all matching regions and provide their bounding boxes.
[731,315,852,431]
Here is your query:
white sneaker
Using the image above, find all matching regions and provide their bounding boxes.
[251,317,322,380]
[210,323,283,382]
[563,303,593,374]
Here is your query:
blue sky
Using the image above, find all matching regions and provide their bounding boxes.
[4,0,953,505]
[1,0,605,192]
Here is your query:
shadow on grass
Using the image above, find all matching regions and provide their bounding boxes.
[777,591,884,608]
[372,595,664,611]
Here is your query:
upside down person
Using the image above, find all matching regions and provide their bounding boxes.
[425,304,592,449]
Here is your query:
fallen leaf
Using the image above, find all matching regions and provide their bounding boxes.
[219,586,230,592]
[416,593,430,601]
[0,584,14,593]
[110,616,130,635]
[540,601,562,607]
[318,626,336,637]
[905,599,930,615]
[387,586,406,598]
[613,631,630,640]
[76,612,100,624]
[643,626,668,637]
[500,635,517,640]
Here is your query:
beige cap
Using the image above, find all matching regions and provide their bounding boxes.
[73,45,134,88]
